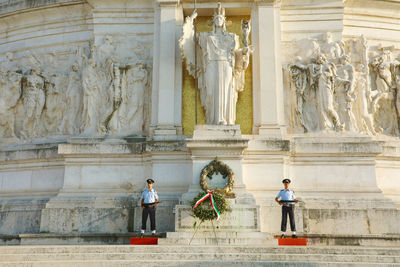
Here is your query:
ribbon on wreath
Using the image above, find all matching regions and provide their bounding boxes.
[193,190,221,220]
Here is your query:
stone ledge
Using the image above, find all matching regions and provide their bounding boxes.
[0,0,84,16]
[290,136,382,156]
[58,143,146,155]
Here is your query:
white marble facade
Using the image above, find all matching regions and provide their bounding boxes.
[0,0,400,238]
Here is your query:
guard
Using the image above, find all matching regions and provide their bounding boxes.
[275,178,298,238]
[141,178,159,234]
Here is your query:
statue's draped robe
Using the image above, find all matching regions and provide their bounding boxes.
[180,17,244,125]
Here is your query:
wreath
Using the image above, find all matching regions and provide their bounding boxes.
[190,191,229,221]
[200,157,235,197]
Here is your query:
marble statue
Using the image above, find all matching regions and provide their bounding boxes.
[180,2,252,125]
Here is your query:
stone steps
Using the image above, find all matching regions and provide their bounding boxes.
[0,245,399,266]
[1,245,400,254]
[1,260,392,267]
[159,231,274,245]
[0,252,400,263]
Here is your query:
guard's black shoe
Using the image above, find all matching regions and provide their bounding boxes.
[280,234,285,239]
[292,234,297,238]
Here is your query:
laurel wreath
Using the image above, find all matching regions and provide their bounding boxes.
[200,157,235,197]
[190,191,229,221]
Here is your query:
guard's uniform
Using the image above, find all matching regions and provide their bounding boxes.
[276,189,296,233]
[141,188,158,232]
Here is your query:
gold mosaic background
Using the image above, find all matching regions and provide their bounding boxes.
[182,16,253,135]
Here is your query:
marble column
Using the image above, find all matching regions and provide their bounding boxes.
[151,0,183,139]
[252,0,286,137]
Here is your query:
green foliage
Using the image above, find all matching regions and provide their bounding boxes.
[190,191,229,222]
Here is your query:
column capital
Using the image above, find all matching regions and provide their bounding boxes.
[156,0,180,7]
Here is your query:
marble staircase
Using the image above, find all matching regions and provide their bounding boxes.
[0,245,400,266]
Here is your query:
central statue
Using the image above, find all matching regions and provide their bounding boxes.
[180,3,252,125]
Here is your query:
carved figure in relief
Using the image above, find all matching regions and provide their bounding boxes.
[180,3,252,125]
[289,57,312,131]
[79,39,120,136]
[353,64,377,135]
[42,73,67,135]
[109,62,148,136]
[60,63,82,135]
[320,32,344,63]
[21,67,45,139]
[0,67,22,138]
[393,58,400,118]
[396,74,400,118]
[370,50,398,135]
[98,35,115,64]
[81,59,101,135]
[370,51,395,108]
[97,57,117,134]
[336,55,358,132]
[309,54,343,131]
[286,34,400,136]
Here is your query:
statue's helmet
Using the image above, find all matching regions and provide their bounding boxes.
[213,3,226,28]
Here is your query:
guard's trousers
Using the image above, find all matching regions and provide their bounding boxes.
[141,204,156,231]
[281,205,296,232]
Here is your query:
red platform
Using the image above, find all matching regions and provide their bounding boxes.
[130,237,158,245]
[278,238,307,246]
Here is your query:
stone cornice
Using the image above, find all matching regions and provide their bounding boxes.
[156,0,180,7]
[344,0,400,9]
[0,0,84,16]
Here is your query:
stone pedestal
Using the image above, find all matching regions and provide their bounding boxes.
[181,125,254,204]
[174,201,260,232]
[170,125,262,244]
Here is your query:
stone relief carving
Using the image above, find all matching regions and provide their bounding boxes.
[109,62,149,136]
[0,35,152,142]
[0,65,22,138]
[285,33,400,136]
[180,2,253,125]
[60,63,82,135]
[20,67,46,139]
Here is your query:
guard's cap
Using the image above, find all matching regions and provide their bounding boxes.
[282,178,291,184]
[146,179,155,184]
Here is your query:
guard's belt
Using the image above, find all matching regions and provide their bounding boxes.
[279,200,296,203]
[142,202,156,208]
